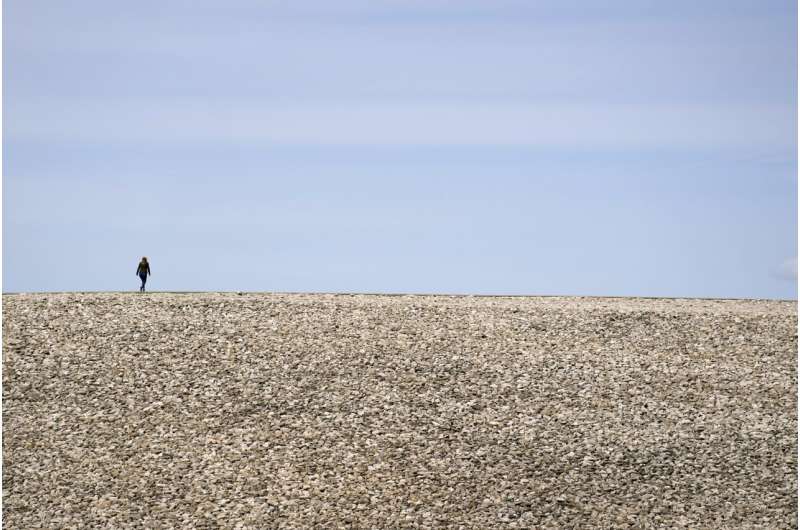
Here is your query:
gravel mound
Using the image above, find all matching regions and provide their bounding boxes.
[3,292,797,528]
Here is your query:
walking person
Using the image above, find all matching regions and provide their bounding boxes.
[136,257,151,292]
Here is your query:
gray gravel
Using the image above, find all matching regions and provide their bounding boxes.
[3,292,797,529]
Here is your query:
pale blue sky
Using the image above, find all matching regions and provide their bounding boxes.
[4,0,797,298]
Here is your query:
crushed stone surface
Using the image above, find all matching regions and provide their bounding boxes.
[3,292,797,528]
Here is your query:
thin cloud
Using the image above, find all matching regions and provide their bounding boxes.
[7,100,793,151]
[774,257,798,282]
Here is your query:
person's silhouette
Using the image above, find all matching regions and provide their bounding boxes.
[136,257,151,292]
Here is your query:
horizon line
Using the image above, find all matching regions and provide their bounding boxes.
[2,290,796,303]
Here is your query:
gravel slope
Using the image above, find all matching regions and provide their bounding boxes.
[3,292,797,529]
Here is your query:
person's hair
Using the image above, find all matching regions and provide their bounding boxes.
[141,257,148,263]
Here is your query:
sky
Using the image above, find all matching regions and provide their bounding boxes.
[3,0,797,298]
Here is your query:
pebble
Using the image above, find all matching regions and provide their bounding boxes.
[2,292,796,528]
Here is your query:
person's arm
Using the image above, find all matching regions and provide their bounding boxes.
[148,264,151,276]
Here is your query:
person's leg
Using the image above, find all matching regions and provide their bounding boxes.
[140,274,147,292]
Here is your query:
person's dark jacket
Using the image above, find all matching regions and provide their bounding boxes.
[136,262,151,277]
